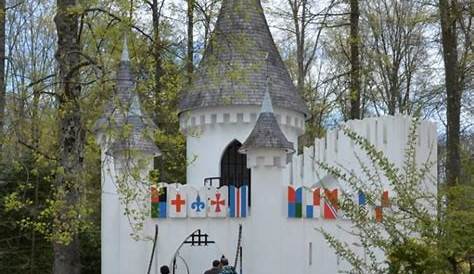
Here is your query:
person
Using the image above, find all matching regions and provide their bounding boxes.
[160,265,170,274]
[204,260,221,274]
[219,257,236,274]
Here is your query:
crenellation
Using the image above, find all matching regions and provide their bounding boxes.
[295,116,437,188]
[250,112,257,122]
[179,109,306,132]
[237,113,244,122]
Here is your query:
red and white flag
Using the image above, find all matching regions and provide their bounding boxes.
[304,187,321,218]
[168,184,187,218]
[323,188,338,220]
[207,186,228,218]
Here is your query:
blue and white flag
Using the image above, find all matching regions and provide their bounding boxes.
[187,186,207,218]
[229,185,248,218]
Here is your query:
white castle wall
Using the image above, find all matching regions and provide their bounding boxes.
[291,115,437,190]
[100,115,437,274]
[98,133,156,274]
[180,105,305,187]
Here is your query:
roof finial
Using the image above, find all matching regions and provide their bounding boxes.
[261,90,274,113]
[261,52,273,113]
[121,35,130,62]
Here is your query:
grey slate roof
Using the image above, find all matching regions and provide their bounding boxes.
[179,0,308,117]
[95,39,161,157]
[239,91,294,153]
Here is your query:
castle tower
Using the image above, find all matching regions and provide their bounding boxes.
[179,0,308,190]
[95,38,160,274]
[239,90,298,274]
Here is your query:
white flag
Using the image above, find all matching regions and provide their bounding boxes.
[167,184,187,218]
[187,186,207,218]
[207,186,228,218]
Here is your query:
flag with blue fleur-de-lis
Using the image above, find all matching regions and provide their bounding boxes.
[187,186,207,218]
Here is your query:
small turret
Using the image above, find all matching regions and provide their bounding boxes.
[96,36,159,274]
[239,90,294,155]
[238,89,293,273]
[95,37,160,157]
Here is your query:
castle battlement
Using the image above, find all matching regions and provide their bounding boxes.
[291,115,437,189]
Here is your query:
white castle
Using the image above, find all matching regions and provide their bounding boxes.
[95,0,437,273]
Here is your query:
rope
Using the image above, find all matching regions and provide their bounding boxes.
[147,225,159,274]
[233,224,243,269]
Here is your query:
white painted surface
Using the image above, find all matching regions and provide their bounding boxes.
[180,105,305,187]
[100,146,155,274]
[99,115,437,274]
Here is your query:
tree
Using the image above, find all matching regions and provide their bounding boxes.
[439,0,461,188]
[349,0,360,119]
[53,0,84,273]
[194,0,220,50]
[187,0,194,84]
[149,0,165,123]
[0,0,5,151]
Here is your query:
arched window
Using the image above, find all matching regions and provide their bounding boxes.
[220,140,251,203]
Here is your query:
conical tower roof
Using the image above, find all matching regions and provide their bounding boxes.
[95,38,160,156]
[239,90,294,154]
[179,0,308,117]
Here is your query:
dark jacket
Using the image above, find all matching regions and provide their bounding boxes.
[219,266,237,274]
[204,267,221,274]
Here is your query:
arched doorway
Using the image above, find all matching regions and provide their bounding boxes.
[220,140,251,204]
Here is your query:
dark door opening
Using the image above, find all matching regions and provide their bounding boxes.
[220,140,251,205]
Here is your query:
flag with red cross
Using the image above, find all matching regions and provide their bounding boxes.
[207,186,228,218]
[168,184,187,218]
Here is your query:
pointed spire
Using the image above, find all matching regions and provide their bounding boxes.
[239,88,294,154]
[121,35,130,62]
[128,93,142,116]
[261,90,274,113]
[94,33,161,157]
[261,53,274,113]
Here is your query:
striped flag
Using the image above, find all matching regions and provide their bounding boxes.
[288,186,304,218]
[375,206,383,222]
[323,188,338,219]
[229,185,248,218]
[358,191,366,207]
[288,186,296,217]
[295,187,303,218]
[375,190,390,222]
[381,190,390,207]
[151,184,167,218]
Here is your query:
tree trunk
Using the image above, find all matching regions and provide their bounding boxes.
[53,0,84,273]
[0,0,5,151]
[439,0,461,187]
[295,0,306,95]
[186,0,194,84]
[349,0,360,119]
[152,0,163,124]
